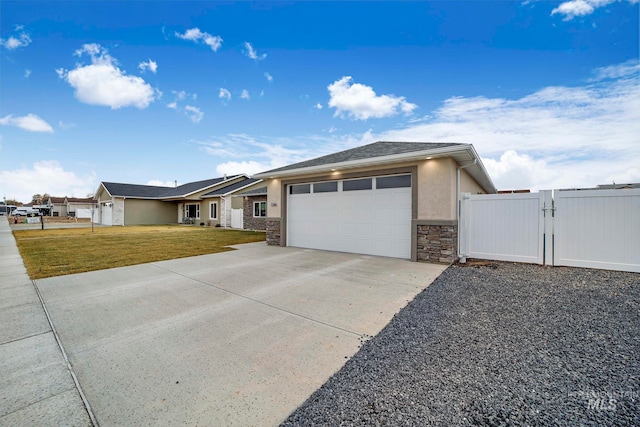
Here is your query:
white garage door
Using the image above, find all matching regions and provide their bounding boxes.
[101,204,112,226]
[287,175,412,259]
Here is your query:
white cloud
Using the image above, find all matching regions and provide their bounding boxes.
[327,76,417,120]
[0,26,31,50]
[219,88,231,101]
[314,103,323,110]
[0,114,53,133]
[551,0,635,20]
[166,101,178,109]
[175,28,222,52]
[358,60,640,191]
[0,160,96,204]
[264,72,273,82]
[241,89,250,100]
[24,69,31,78]
[58,121,76,130]
[243,42,266,60]
[138,59,158,74]
[184,105,203,123]
[197,134,310,176]
[57,44,157,109]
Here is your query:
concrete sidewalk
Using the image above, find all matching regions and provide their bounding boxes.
[0,217,92,426]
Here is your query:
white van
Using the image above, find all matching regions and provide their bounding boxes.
[12,207,41,217]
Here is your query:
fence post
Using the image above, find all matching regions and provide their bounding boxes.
[458,193,471,263]
[542,190,554,266]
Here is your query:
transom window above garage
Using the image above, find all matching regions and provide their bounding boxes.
[313,181,338,193]
[376,174,411,188]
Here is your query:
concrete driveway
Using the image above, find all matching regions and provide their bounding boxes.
[35,243,445,426]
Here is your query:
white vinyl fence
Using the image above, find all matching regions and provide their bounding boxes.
[460,188,640,273]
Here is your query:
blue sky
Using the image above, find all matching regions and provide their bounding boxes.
[1,1,638,203]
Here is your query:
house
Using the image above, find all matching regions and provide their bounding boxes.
[253,141,496,263]
[47,197,67,216]
[94,175,263,226]
[200,178,263,227]
[232,186,268,231]
[66,197,98,218]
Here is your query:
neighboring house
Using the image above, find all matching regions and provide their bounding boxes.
[233,186,268,231]
[253,141,496,263]
[200,178,263,228]
[48,197,68,217]
[94,175,256,226]
[66,197,98,218]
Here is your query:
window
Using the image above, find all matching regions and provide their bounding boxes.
[343,178,372,191]
[209,202,218,220]
[185,203,200,219]
[313,181,338,193]
[253,201,267,217]
[290,184,311,194]
[376,175,411,189]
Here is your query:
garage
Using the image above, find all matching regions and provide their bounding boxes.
[287,174,412,259]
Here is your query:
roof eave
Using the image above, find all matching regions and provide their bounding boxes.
[253,145,496,194]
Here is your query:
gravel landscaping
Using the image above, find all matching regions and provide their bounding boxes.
[282,262,640,426]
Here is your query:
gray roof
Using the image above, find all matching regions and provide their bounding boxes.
[258,141,461,175]
[201,178,262,197]
[102,175,242,199]
[235,186,267,196]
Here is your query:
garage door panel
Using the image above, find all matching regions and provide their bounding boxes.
[287,176,412,259]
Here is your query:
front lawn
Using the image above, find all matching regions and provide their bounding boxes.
[13,225,266,279]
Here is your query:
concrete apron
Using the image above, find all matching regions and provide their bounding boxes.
[35,243,446,426]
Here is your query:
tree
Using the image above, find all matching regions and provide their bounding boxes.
[32,194,43,204]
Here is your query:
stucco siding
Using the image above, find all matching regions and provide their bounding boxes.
[460,168,486,195]
[417,157,457,221]
[124,199,177,225]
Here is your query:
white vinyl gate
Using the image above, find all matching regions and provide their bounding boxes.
[231,208,243,229]
[460,188,640,273]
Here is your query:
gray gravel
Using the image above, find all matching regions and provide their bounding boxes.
[281,262,640,426]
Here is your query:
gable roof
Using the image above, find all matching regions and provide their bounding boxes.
[201,178,262,197]
[99,175,244,199]
[235,186,267,196]
[258,142,461,175]
[253,141,496,194]
[49,197,66,204]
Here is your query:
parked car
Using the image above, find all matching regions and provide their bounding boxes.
[12,207,41,217]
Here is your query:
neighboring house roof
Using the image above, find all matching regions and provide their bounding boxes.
[559,183,640,191]
[235,186,267,196]
[49,197,66,204]
[253,141,496,194]
[67,197,96,203]
[202,178,262,197]
[99,175,245,199]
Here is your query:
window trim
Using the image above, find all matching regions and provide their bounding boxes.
[184,203,200,219]
[253,201,267,218]
[209,201,218,220]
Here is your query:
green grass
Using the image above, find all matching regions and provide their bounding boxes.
[13,225,266,279]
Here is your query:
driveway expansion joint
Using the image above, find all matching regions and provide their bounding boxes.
[31,279,99,427]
